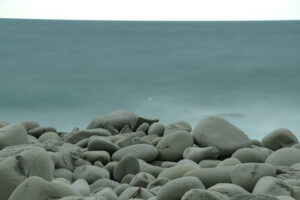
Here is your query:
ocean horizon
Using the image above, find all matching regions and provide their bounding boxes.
[1,19,300,139]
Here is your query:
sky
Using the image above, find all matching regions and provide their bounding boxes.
[0,0,300,21]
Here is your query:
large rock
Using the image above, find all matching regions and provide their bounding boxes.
[8,176,78,200]
[231,148,264,163]
[113,154,140,182]
[182,189,229,200]
[87,110,138,130]
[229,194,279,200]
[208,183,249,197]
[0,147,54,199]
[19,120,40,131]
[184,166,233,188]
[230,163,276,192]
[157,131,193,161]
[0,124,29,149]
[183,146,220,163]
[262,128,298,151]
[163,120,192,136]
[192,117,251,155]
[64,128,111,144]
[157,177,205,200]
[266,147,300,166]
[148,122,165,136]
[112,144,158,162]
[253,176,293,197]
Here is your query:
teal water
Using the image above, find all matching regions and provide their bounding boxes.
[1,19,300,139]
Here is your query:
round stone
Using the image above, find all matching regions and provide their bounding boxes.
[83,151,110,164]
[28,126,57,138]
[129,172,155,188]
[208,183,249,197]
[39,132,60,142]
[157,131,193,161]
[0,124,29,150]
[164,120,192,136]
[157,177,205,200]
[217,158,241,167]
[265,147,300,166]
[182,189,229,200]
[262,128,298,151]
[158,164,196,180]
[192,117,251,155]
[230,163,276,192]
[231,148,264,163]
[229,194,279,200]
[148,122,165,136]
[113,154,140,182]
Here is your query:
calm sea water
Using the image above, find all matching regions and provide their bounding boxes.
[0,19,300,139]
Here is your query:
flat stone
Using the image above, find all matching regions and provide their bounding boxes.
[230,163,276,192]
[183,146,220,163]
[198,159,221,168]
[113,154,140,182]
[262,128,298,151]
[83,151,110,164]
[0,124,29,149]
[87,110,138,130]
[182,189,229,200]
[8,176,78,200]
[138,159,164,177]
[209,183,249,197]
[157,177,205,200]
[64,128,111,144]
[192,117,251,155]
[158,164,196,180]
[266,147,300,166]
[90,178,120,193]
[157,131,193,161]
[217,158,241,167]
[112,144,158,162]
[28,126,57,138]
[72,165,110,184]
[229,194,279,200]
[184,166,233,188]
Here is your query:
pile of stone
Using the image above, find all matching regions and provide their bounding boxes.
[1,109,300,200]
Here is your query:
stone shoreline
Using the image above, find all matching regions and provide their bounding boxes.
[1,109,300,200]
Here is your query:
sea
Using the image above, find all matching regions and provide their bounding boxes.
[1,19,300,139]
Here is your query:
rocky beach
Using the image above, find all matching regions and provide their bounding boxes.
[1,109,300,200]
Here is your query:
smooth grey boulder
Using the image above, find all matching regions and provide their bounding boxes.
[87,110,138,130]
[119,187,154,200]
[28,126,57,138]
[130,116,159,131]
[158,164,196,180]
[136,122,150,133]
[39,132,60,142]
[177,158,201,169]
[90,178,120,193]
[276,196,296,200]
[262,128,298,151]
[183,146,219,163]
[163,120,192,136]
[266,147,300,166]
[230,163,276,192]
[73,165,110,184]
[182,189,229,200]
[229,194,279,200]
[156,176,205,200]
[253,176,293,197]
[148,122,165,136]
[217,158,241,167]
[54,168,73,182]
[251,139,262,146]
[115,131,147,148]
[64,128,111,144]
[8,176,78,200]
[71,179,90,197]
[231,148,264,163]
[129,172,156,188]
[157,131,193,161]
[0,146,54,200]
[104,161,118,178]
[209,183,249,197]
[88,137,119,153]
[192,117,251,155]
[19,120,40,131]
[0,124,29,149]
[113,154,140,182]
[147,178,169,190]
[83,151,110,164]
[51,152,75,171]
[112,144,158,162]
[253,146,273,161]
[184,166,233,188]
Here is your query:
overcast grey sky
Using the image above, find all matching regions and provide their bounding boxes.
[0,0,300,20]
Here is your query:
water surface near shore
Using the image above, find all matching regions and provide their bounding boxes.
[1,19,300,139]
